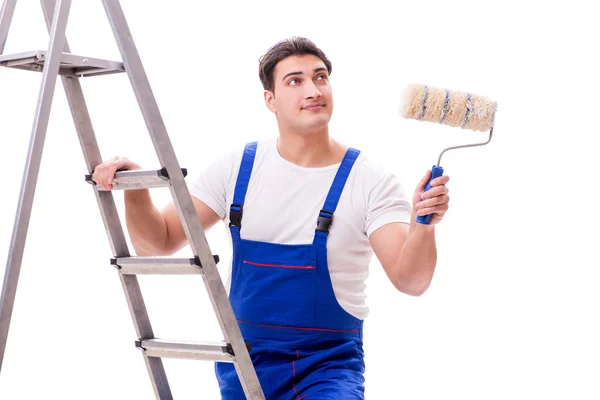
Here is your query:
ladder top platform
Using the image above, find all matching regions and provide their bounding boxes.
[0,50,125,77]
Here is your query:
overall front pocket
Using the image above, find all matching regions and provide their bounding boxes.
[233,241,318,328]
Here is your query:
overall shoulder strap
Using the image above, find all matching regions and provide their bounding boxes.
[313,148,361,246]
[229,141,258,236]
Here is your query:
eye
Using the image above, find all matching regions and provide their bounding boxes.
[316,74,328,81]
[289,78,300,85]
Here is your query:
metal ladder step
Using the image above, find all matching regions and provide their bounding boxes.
[85,167,187,190]
[135,338,251,362]
[111,256,220,275]
[0,50,125,77]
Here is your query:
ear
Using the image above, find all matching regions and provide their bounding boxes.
[264,90,276,113]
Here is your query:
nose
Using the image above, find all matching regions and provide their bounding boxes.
[304,81,322,99]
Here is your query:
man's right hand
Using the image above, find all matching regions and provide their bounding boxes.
[92,156,222,255]
[92,156,141,191]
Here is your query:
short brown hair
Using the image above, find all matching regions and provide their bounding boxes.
[258,37,332,92]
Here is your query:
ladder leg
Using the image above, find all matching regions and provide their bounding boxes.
[101,1,265,399]
[0,0,71,373]
[0,0,17,53]
[37,1,175,399]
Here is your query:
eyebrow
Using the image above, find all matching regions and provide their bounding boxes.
[282,67,327,82]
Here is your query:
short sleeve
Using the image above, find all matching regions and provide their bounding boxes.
[188,151,237,219]
[365,171,412,237]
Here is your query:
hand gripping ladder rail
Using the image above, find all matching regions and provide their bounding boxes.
[0,0,265,398]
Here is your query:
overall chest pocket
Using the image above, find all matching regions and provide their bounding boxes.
[233,241,318,328]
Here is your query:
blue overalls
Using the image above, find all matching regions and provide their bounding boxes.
[215,142,365,399]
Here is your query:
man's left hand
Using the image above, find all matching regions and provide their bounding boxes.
[413,170,450,226]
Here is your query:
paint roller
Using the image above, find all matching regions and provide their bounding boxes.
[401,84,497,225]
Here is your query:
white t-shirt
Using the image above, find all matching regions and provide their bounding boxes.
[188,138,412,320]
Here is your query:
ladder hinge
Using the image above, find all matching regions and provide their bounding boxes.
[110,258,121,269]
[225,341,253,356]
[193,255,220,268]
[158,167,188,179]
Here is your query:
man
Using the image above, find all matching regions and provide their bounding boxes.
[92,37,450,399]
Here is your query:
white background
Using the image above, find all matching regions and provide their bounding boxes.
[1,0,599,399]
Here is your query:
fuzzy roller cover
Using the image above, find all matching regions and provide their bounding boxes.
[401,84,497,132]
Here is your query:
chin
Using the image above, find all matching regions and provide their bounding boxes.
[307,113,332,127]
[301,119,330,134]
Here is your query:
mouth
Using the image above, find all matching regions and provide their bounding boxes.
[302,104,325,111]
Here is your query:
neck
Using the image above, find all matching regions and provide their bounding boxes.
[277,126,344,168]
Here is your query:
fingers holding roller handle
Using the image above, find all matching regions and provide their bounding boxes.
[416,165,444,225]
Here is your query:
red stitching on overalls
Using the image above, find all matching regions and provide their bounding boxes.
[237,319,360,333]
[292,349,304,400]
[243,260,315,269]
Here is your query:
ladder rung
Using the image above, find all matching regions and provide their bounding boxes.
[135,339,250,363]
[0,51,125,77]
[85,168,187,191]
[111,255,219,275]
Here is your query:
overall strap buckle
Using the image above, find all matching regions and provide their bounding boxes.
[229,204,243,227]
[316,209,333,233]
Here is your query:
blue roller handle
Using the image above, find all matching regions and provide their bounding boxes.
[416,165,445,225]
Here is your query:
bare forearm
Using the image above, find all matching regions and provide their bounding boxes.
[393,211,437,296]
[125,190,169,256]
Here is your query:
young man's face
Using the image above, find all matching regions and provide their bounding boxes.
[265,54,333,135]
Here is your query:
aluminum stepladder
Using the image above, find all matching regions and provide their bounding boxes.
[0,0,265,398]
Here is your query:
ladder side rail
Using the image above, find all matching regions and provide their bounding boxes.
[0,0,18,53]
[0,0,71,372]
